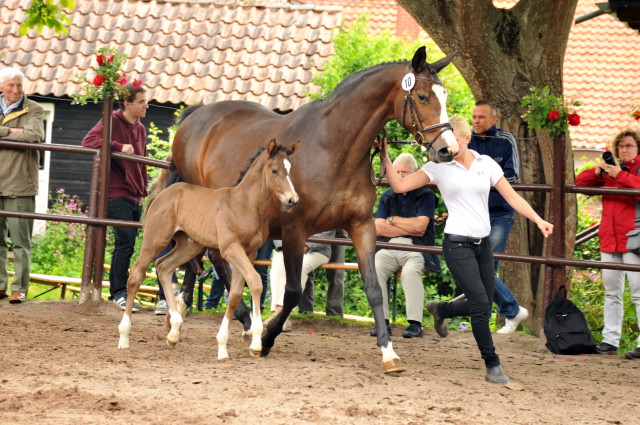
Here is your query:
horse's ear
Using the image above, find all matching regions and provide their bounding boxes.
[288,140,301,155]
[431,51,459,74]
[266,138,277,156]
[411,46,427,72]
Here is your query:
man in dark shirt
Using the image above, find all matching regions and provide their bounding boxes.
[371,154,441,338]
[82,84,149,311]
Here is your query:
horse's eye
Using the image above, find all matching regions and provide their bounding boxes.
[272,169,278,175]
[417,94,429,104]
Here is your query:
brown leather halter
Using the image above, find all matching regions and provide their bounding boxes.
[401,67,453,157]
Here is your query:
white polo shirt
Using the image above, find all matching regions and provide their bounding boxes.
[422,150,504,238]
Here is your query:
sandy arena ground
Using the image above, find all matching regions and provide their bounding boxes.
[1,299,639,424]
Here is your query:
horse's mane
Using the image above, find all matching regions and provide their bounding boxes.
[234,144,291,185]
[235,147,265,185]
[323,59,408,101]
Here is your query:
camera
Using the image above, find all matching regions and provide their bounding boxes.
[602,151,630,172]
[602,151,616,166]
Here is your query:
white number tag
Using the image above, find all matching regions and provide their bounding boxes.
[401,73,416,91]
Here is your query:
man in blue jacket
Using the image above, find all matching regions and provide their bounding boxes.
[469,100,529,333]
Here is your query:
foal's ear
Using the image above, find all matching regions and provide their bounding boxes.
[288,140,301,155]
[266,138,277,156]
[431,51,459,74]
[411,46,427,73]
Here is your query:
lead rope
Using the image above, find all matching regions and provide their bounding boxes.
[370,129,387,184]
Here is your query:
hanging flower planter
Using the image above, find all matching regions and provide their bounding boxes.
[520,86,581,138]
[71,46,141,104]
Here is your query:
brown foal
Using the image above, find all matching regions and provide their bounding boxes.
[118,138,299,359]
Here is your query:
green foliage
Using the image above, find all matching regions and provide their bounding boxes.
[31,188,87,277]
[19,0,75,36]
[146,106,182,180]
[520,86,581,138]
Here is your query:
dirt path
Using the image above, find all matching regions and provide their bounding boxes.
[1,300,638,424]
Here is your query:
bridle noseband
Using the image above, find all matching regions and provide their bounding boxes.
[401,66,453,156]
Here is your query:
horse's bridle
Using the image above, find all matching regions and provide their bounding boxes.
[401,66,453,155]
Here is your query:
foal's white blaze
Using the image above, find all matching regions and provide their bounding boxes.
[118,313,131,349]
[283,158,297,195]
[381,341,399,362]
[217,315,231,360]
[432,85,459,154]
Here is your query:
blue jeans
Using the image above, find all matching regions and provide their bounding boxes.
[440,234,500,368]
[490,213,520,319]
[107,197,142,300]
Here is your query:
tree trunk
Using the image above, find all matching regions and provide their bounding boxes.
[397,0,579,335]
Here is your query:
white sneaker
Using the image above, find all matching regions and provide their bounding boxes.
[497,306,529,334]
[282,318,292,332]
[114,296,139,313]
[155,299,169,315]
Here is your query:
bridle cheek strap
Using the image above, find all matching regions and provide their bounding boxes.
[401,72,453,153]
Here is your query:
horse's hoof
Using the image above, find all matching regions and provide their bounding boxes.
[260,346,272,357]
[250,348,261,358]
[382,358,406,374]
[166,339,177,349]
[218,356,230,362]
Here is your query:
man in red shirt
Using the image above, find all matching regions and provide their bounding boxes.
[82,84,149,311]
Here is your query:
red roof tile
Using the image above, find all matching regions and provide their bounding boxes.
[0,0,341,110]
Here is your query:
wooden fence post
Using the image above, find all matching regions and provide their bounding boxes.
[542,133,568,326]
[79,98,112,303]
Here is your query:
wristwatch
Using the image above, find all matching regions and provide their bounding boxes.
[387,216,394,224]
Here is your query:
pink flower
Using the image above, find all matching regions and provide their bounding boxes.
[93,74,106,86]
[633,109,640,121]
[568,113,580,126]
[117,73,127,85]
[107,56,114,63]
[548,110,560,121]
[96,55,106,66]
[132,79,142,88]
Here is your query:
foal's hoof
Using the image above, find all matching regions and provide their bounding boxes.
[382,358,406,374]
[250,347,262,358]
[166,339,177,349]
[260,346,272,357]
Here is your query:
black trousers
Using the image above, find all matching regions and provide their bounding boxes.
[439,234,500,368]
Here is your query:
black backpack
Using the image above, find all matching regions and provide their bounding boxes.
[543,285,597,355]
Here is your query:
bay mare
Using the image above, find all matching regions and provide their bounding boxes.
[168,47,459,373]
[118,139,299,360]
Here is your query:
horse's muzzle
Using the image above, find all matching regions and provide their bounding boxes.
[281,194,299,211]
[436,147,456,163]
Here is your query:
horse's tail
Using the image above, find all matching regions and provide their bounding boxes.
[143,154,183,222]
[176,103,204,126]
